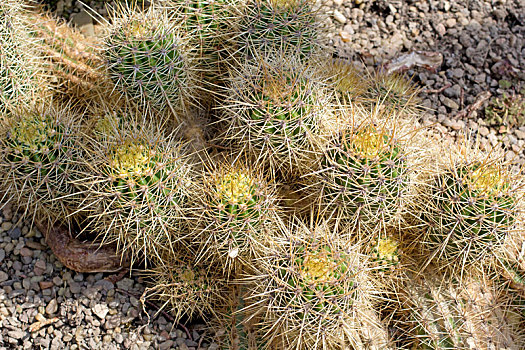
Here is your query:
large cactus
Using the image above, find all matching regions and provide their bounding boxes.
[103,4,197,116]
[189,158,279,277]
[0,104,82,224]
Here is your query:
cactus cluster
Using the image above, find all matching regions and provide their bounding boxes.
[0,1,524,349]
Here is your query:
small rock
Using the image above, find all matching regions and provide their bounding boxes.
[46,299,58,315]
[479,126,490,136]
[442,97,459,110]
[0,271,8,282]
[333,9,347,24]
[0,249,5,263]
[435,23,446,36]
[7,330,25,340]
[53,276,62,286]
[159,340,174,350]
[19,247,33,257]
[93,304,109,319]
[69,281,81,294]
[34,260,47,275]
[445,18,457,28]
[71,10,94,37]
[116,278,134,291]
[94,279,114,291]
[39,281,54,290]
[8,227,21,239]
[339,30,351,43]
[1,221,13,232]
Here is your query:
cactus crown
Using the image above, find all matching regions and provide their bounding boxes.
[110,140,155,179]
[216,170,256,204]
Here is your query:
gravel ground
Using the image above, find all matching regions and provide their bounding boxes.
[2,0,524,349]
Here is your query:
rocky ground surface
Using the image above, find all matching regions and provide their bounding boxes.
[1,0,524,349]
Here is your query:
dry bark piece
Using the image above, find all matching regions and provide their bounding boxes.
[36,221,129,273]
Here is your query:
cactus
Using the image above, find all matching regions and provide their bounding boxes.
[420,158,520,270]
[369,235,401,273]
[247,218,377,349]
[212,286,266,350]
[364,70,421,116]
[103,5,196,116]
[0,1,43,116]
[222,55,330,177]
[143,253,227,323]
[314,121,412,230]
[79,123,194,265]
[322,58,367,106]
[190,159,278,277]
[0,104,82,224]
[235,0,322,60]
[164,0,237,83]
[397,272,522,349]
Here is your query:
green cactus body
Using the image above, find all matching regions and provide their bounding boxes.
[0,1,41,115]
[104,9,194,114]
[0,109,81,222]
[213,287,266,350]
[237,0,321,59]
[422,161,518,268]
[225,58,326,176]
[401,274,521,350]
[319,124,410,228]
[144,255,226,323]
[193,164,277,276]
[251,221,370,349]
[364,71,420,115]
[85,135,193,264]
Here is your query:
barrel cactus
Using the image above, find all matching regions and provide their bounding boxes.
[420,157,521,270]
[0,104,82,223]
[80,126,194,265]
[103,5,196,116]
[222,55,330,177]
[397,272,522,349]
[314,121,412,230]
[190,159,278,277]
[0,1,42,116]
[323,58,366,106]
[144,253,227,323]
[236,0,322,60]
[247,218,376,349]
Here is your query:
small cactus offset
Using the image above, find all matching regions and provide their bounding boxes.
[143,253,227,323]
[222,54,331,177]
[103,4,197,116]
[419,146,522,271]
[0,104,82,224]
[235,0,323,60]
[364,69,421,116]
[312,119,414,231]
[322,58,367,106]
[190,158,278,277]
[78,119,195,265]
[247,218,377,349]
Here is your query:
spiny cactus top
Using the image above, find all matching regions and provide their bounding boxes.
[250,220,373,349]
[422,160,520,269]
[317,122,411,228]
[237,0,321,59]
[324,58,366,106]
[82,132,194,265]
[225,57,328,175]
[144,255,227,323]
[104,7,194,114]
[364,70,421,115]
[0,108,81,221]
[191,163,277,277]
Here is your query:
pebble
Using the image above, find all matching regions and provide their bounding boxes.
[333,9,347,24]
[0,249,5,263]
[93,304,109,319]
[46,299,58,315]
[0,270,8,282]
[69,281,81,294]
